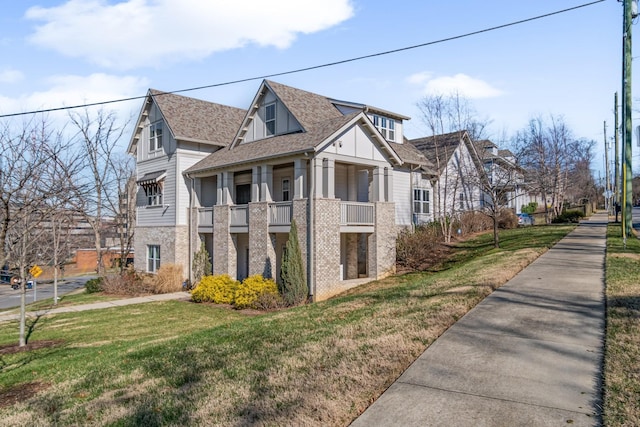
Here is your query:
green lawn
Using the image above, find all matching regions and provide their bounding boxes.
[0,225,577,426]
[603,224,640,426]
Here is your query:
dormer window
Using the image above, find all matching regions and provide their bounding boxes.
[265,103,276,136]
[149,121,163,152]
[372,115,395,142]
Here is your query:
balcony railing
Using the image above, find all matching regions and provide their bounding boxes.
[197,207,214,226]
[269,201,292,225]
[340,202,374,226]
[230,205,249,227]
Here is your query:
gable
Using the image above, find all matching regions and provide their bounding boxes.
[317,122,389,163]
[240,88,303,144]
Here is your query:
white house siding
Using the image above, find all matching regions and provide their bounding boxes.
[322,124,386,162]
[393,169,412,226]
[176,148,217,225]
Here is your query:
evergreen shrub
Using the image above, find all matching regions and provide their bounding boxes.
[85,277,103,293]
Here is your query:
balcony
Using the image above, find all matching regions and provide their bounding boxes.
[340,202,374,232]
[269,201,292,232]
[197,207,214,232]
[230,205,249,231]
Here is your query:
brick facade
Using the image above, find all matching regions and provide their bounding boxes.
[134,225,189,274]
[312,198,341,300]
[248,202,276,278]
[213,205,236,278]
[368,202,397,279]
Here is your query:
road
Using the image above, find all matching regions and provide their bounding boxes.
[0,276,94,310]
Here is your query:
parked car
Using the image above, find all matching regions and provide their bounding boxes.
[518,213,534,226]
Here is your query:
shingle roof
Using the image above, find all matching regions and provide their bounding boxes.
[186,113,359,174]
[389,140,437,173]
[264,80,343,131]
[408,130,468,173]
[149,89,246,146]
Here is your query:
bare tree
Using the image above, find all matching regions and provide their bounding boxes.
[69,109,129,275]
[514,115,591,223]
[415,93,490,242]
[0,116,76,346]
[474,141,525,248]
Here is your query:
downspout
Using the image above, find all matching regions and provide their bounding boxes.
[308,155,315,300]
[185,172,193,285]
[410,164,417,231]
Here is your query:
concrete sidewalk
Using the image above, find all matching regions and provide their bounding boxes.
[352,213,607,427]
[0,292,191,323]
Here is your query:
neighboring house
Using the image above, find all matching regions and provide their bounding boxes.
[474,140,536,214]
[409,130,483,219]
[129,80,434,301]
[127,89,247,273]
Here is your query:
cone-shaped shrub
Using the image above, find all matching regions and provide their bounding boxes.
[280,219,308,306]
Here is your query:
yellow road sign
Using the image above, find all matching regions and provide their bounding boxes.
[29,265,43,278]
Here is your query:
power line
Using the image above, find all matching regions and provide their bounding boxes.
[0,0,606,119]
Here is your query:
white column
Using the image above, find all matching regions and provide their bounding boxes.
[325,158,335,199]
[251,166,260,202]
[223,171,234,205]
[216,173,223,205]
[294,158,307,199]
[260,164,273,202]
[384,167,393,202]
[314,157,324,198]
[347,165,357,201]
[372,166,384,202]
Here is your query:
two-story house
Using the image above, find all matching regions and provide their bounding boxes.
[127,89,246,273]
[129,80,435,301]
[474,140,535,213]
[409,130,483,220]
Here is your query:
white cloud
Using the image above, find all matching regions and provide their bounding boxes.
[25,0,354,70]
[409,72,503,99]
[0,69,24,84]
[0,73,148,126]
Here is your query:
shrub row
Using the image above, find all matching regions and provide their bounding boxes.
[191,274,281,310]
[552,209,585,223]
[85,264,185,296]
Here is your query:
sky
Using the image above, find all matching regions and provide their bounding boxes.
[0,0,636,180]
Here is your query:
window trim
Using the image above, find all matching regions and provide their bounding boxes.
[147,245,160,273]
[372,114,396,142]
[413,188,430,214]
[282,178,290,202]
[149,121,163,152]
[265,102,276,136]
[143,182,163,206]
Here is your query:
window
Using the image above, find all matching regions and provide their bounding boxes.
[265,103,276,136]
[372,115,396,142]
[149,121,163,152]
[144,183,163,206]
[148,245,160,272]
[282,178,290,201]
[459,193,465,210]
[413,189,430,214]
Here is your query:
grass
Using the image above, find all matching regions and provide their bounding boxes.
[0,290,120,315]
[603,224,640,426]
[0,225,575,426]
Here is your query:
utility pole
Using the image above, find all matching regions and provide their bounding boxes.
[605,121,611,214]
[614,92,620,221]
[622,0,635,240]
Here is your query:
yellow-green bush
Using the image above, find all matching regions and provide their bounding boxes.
[191,274,239,304]
[234,275,279,309]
